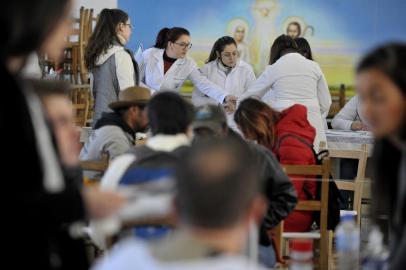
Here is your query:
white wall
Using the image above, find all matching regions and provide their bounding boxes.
[73,0,117,16]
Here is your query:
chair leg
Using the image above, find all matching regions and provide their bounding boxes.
[319,230,332,270]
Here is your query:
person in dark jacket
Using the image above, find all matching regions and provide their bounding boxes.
[235,98,317,233]
[356,43,406,270]
[192,104,297,267]
[1,1,124,269]
[80,86,150,162]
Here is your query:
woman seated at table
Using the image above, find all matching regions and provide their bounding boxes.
[192,36,256,106]
[332,95,370,131]
[234,98,316,232]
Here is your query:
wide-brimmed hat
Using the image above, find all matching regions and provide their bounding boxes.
[109,86,151,110]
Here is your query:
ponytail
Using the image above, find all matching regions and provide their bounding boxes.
[153,27,190,49]
[154,27,170,49]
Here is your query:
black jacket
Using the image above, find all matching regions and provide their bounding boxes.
[372,139,406,270]
[227,130,298,245]
[2,65,88,269]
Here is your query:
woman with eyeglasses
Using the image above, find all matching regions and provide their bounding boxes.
[85,8,140,125]
[192,36,256,107]
[137,27,237,111]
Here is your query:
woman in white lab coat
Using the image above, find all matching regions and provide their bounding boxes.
[137,27,237,109]
[332,95,370,131]
[240,35,331,151]
[192,36,255,106]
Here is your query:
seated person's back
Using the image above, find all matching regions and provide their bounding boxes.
[93,137,268,270]
[235,99,317,232]
[90,92,194,248]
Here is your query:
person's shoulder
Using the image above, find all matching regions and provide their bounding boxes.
[93,239,159,270]
[303,57,322,72]
[142,47,162,58]
[237,60,254,71]
[96,125,127,138]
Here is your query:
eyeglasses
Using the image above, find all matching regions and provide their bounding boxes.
[124,23,134,29]
[174,42,193,49]
[221,51,240,59]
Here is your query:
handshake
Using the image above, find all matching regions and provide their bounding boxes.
[223,95,238,113]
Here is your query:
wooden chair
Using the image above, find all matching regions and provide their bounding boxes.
[67,7,95,84]
[80,153,109,186]
[321,144,368,226]
[70,84,91,127]
[328,84,347,118]
[275,157,333,269]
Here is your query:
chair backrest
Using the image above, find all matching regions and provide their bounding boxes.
[78,7,95,84]
[80,153,109,186]
[66,7,96,84]
[283,157,331,228]
[282,157,332,269]
[321,144,368,225]
[70,84,91,127]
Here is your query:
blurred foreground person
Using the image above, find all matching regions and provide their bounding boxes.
[356,43,406,270]
[93,137,268,270]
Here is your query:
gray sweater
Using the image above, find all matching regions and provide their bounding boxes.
[79,125,134,161]
[92,45,139,125]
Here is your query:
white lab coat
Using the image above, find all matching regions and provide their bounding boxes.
[331,95,369,130]
[240,53,332,151]
[137,48,227,104]
[192,59,256,132]
[192,60,256,106]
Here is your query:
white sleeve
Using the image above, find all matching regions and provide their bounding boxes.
[115,50,136,91]
[244,65,257,90]
[316,66,332,119]
[239,65,273,101]
[191,64,214,106]
[188,61,227,104]
[135,51,158,94]
[100,154,136,191]
[331,96,359,130]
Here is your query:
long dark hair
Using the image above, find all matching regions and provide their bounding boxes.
[1,0,71,61]
[206,36,237,64]
[85,9,129,70]
[234,98,281,149]
[269,34,299,65]
[295,37,313,60]
[357,43,406,225]
[154,27,190,49]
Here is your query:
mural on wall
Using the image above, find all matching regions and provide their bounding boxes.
[119,0,406,86]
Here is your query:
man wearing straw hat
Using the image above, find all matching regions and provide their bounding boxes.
[80,86,151,162]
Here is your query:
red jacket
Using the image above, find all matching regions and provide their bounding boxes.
[273,104,317,232]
